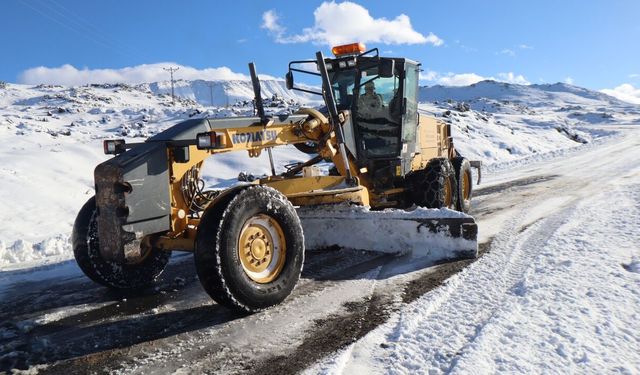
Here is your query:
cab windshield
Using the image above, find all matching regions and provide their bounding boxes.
[330,65,402,158]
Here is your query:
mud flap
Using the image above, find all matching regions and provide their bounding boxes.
[296,205,478,261]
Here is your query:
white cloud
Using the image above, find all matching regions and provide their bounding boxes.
[263,1,442,46]
[422,33,444,47]
[261,10,285,38]
[17,63,264,85]
[437,73,488,86]
[420,70,531,87]
[564,77,574,85]
[419,70,439,81]
[499,48,516,57]
[629,73,639,79]
[498,44,533,57]
[600,83,640,104]
[497,72,530,85]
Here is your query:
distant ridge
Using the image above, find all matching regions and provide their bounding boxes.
[419,80,634,108]
[138,79,318,107]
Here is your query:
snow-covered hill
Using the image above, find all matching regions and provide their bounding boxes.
[418,80,640,165]
[0,79,638,268]
[0,81,310,267]
[145,79,319,107]
[420,80,634,108]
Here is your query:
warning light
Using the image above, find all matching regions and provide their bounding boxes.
[331,42,366,57]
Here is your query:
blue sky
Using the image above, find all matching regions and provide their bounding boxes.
[2,0,639,96]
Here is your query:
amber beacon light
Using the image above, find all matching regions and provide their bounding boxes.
[331,42,366,57]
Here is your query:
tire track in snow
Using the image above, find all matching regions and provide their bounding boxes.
[312,129,640,374]
[446,184,640,373]
[420,211,572,373]
[330,199,575,374]
[443,211,574,373]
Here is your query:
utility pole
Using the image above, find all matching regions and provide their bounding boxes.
[206,82,215,107]
[163,66,179,105]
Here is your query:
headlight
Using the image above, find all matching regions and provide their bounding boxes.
[103,139,126,155]
[196,132,219,149]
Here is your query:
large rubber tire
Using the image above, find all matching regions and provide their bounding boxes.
[408,158,458,209]
[452,157,473,213]
[72,197,171,289]
[194,186,305,313]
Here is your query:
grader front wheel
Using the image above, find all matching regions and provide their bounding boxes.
[195,186,305,313]
[237,214,287,283]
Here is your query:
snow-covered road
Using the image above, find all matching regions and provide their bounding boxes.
[1,125,639,374]
[309,125,640,374]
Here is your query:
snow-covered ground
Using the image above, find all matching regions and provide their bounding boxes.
[2,124,638,374]
[0,81,311,268]
[0,76,639,373]
[306,126,640,374]
[1,79,638,268]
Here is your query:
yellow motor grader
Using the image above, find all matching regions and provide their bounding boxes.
[72,43,480,312]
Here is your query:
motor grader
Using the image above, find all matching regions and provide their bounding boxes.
[73,43,480,313]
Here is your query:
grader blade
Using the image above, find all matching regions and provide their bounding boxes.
[297,205,478,261]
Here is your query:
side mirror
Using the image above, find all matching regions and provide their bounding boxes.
[285,71,294,90]
[379,59,395,78]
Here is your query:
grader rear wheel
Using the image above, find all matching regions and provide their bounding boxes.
[72,197,171,289]
[408,158,458,209]
[195,186,305,313]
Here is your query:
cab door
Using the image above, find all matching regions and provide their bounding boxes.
[400,62,420,175]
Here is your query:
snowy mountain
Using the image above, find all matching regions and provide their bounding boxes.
[144,78,318,107]
[420,80,635,109]
[418,80,640,165]
[0,79,638,268]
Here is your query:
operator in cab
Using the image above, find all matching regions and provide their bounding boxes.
[357,81,384,118]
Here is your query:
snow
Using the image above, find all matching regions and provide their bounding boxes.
[443,186,640,374]
[304,135,640,374]
[1,76,640,373]
[0,77,637,269]
[146,79,322,107]
[0,81,311,269]
[299,205,476,258]
[419,81,640,166]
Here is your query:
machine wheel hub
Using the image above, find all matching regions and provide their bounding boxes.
[250,237,268,260]
[238,215,286,283]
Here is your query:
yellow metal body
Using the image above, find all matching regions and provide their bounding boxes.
[411,116,454,171]
[155,110,453,251]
